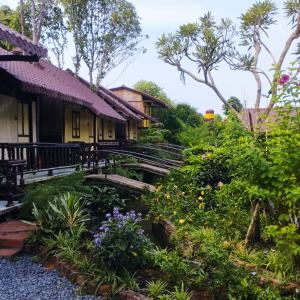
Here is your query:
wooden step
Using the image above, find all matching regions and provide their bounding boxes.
[0,220,35,258]
[0,247,21,258]
[0,220,35,234]
[0,233,29,248]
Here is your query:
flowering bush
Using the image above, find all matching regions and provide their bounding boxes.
[94,208,151,269]
[278,74,290,85]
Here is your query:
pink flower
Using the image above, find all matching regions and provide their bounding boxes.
[278,74,290,85]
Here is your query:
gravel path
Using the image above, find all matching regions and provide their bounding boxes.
[0,255,100,300]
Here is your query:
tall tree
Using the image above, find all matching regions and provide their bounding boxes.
[41,4,67,68]
[156,13,239,118]
[134,80,172,104]
[222,97,243,116]
[175,103,204,128]
[61,0,87,75]
[156,1,300,121]
[28,0,48,44]
[227,1,278,110]
[64,0,143,86]
[1,2,67,68]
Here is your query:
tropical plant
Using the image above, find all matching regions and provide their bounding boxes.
[150,247,205,285]
[146,280,168,299]
[106,154,142,180]
[168,283,192,300]
[33,191,90,234]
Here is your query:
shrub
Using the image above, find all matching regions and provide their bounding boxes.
[93,208,151,270]
[85,186,126,218]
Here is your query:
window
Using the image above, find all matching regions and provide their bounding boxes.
[108,120,113,138]
[18,102,29,137]
[72,111,80,138]
[98,118,103,140]
[88,113,94,138]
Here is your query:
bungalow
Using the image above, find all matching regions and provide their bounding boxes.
[64,71,154,141]
[110,86,170,128]
[96,86,155,140]
[0,46,126,145]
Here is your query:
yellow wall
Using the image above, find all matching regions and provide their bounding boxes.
[0,94,37,143]
[103,119,115,140]
[64,104,94,143]
[97,117,116,141]
[0,94,18,143]
[129,120,138,139]
[112,89,152,128]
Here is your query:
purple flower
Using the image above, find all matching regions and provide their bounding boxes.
[94,208,145,248]
[279,74,290,85]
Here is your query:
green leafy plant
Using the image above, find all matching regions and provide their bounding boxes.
[139,123,170,144]
[33,192,90,234]
[85,186,126,217]
[168,283,192,300]
[120,270,140,292]
[106,154,142,180]
[146,280,168,299]
[151,247,193,285]
[20,172,93,220]
[265,250,295,280]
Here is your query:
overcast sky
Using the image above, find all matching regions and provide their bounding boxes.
[0,0,294,114]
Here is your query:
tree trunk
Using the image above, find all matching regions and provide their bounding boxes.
[245,200,261,246]
[19,0,25,36]
[89,70,93,87]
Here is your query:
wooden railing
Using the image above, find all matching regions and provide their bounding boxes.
[0,141,182,176]
[0,143,81,170]
[0,140,127,172]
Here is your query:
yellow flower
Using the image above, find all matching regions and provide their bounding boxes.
[131,251,138,257]
[199,203,205,209]
[223,241,231,250]
[166,193,170,199]
[201,191,205,196]
[179,219,186,224]
[156,185,162,192]
[198,196,203,200]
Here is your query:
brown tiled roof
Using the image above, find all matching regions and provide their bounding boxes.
[110,85,170,109]
[241,108,297,132]
[64,69,154,122]
[0,23,47,58]
[0,47,125,122]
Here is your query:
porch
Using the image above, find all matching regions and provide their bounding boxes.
[0,141,124,211]
[0,141,184,215]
